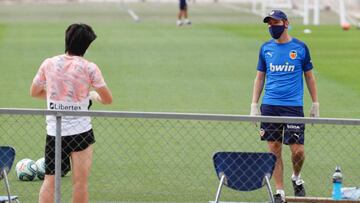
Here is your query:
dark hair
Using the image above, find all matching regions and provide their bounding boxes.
[65,23,97,56]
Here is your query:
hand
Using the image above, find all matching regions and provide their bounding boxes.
[309,102,320,117]
[89,91,101,103]
[250,103,261,116]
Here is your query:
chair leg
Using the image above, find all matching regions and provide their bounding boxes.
[2,169,12,203]
[265,175,275,203]
[214,174,226,203]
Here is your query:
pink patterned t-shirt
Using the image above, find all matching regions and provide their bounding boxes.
[33,54,106,136]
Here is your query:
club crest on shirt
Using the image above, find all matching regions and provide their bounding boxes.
[259,128,265,137]
[289,50,297,60]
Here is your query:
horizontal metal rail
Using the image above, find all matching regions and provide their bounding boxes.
[0,108,359,125]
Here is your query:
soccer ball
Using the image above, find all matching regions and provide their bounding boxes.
[35,157,45,180]
[15,158,38,181]
[303,29,312,34]
[341,23,351,31]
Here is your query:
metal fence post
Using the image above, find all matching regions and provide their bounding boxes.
[55,114,62,203]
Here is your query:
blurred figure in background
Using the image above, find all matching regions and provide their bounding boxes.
[177,0,191,26]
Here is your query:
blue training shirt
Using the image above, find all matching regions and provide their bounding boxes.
[257,38,313,106]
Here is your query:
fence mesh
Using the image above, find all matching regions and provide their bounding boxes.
[0,110,359,202]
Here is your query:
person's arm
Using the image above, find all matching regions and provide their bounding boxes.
[30,83,46,100]
[90,86,112,105]
[304,70,319,117]
[30,60,47,100]
[252,71,265,104]
[250,71,265,116]
[304,70,318,103]
[88,63,112,105]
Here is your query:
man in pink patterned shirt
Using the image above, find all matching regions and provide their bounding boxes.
[30,23,112,203]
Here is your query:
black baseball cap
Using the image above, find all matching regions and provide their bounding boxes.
[263,10,288,23]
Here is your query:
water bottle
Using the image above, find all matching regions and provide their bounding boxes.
[332,166,343,200]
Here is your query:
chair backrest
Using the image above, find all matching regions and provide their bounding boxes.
[0,146,16,179]
[213,152,276,191]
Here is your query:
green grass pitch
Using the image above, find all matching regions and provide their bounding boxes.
[0,2,359,202]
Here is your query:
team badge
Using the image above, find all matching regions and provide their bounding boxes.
[289,50,297,60]
[259,129,265,137]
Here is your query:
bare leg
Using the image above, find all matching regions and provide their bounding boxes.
[181,10,186,19]
[39,175,55,203]
[268,141,283,190]
[71,145,93,203]
[290,143,306,196]
[177,9,185,26]
[177,11,182,20]
[290,144,305,176]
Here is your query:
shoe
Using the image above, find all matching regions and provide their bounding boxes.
[273,193,286,203]
[292,179,306,196]
[176,20,183,26]
[184,19,192,25]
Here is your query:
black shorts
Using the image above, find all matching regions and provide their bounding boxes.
[44,129,95,175]
[260,104,305,145]
[180,0,187,10]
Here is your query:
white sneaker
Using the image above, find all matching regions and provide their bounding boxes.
[275,190,286,203]
[292,179,306,196]
[273,193,286,203]
[184,19,192,25]
[176,20,183,26]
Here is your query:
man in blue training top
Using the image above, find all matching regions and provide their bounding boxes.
[250,10,320,203]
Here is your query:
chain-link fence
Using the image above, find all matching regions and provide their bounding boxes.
[0,108,359,203]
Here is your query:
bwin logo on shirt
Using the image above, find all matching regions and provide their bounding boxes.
[269,63,295,72]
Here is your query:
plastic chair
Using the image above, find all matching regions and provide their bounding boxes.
[0,146,19,203]
[212,152,277,203]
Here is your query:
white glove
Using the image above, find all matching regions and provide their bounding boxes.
[89,91,101,103]
[309,102,320,117]
[250,103,261,116]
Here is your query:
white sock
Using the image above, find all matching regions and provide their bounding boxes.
[276,189,285,197]
[292,173,300,181]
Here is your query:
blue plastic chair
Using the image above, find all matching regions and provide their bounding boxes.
[0,146,19,203]
[212,152,277,203]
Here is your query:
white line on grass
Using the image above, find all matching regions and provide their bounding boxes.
[120,1,140,22]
